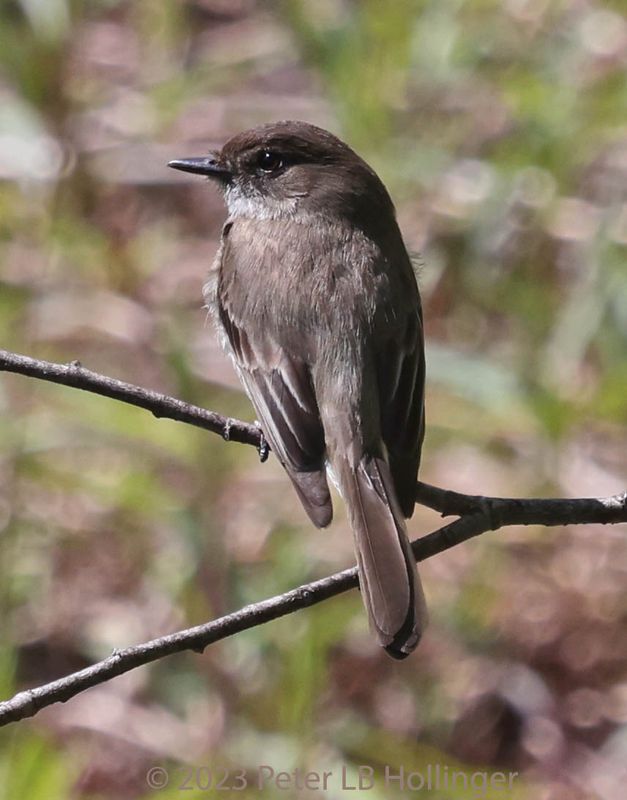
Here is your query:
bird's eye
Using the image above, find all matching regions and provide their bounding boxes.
[256,149,283,173]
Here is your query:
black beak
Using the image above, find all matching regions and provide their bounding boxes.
[168,155,231,180]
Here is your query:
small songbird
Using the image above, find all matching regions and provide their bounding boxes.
[169,121,427,658]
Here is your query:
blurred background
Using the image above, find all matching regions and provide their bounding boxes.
[0,1,626,798]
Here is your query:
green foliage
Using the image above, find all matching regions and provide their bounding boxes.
[0,731,73,800]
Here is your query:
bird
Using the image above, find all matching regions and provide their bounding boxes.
[169,120,427,658]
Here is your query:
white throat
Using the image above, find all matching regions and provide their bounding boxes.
[224,182,300,221]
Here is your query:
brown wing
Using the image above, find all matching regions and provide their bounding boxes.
[217,271,332,529]
[376,300,425,519]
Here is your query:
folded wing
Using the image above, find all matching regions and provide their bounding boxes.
[217,291,332,528]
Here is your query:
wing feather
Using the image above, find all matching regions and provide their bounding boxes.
[377,302,425,519]
[217,270,332,528]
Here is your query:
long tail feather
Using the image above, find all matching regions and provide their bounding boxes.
[339,455,427,658]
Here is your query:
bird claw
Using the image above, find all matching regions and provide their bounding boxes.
[254,421,269,462]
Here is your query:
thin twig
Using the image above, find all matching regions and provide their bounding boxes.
[0,348,262,450]
[414,482,627,523]
[0,347,625,726]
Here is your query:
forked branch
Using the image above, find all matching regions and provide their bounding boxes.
[0,347,625,727]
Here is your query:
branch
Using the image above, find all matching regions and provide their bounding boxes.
[0,346,625,726]
[0,489,625,727]
[0,348,266,456]
[2,348,624,517]
[413,481,627,524]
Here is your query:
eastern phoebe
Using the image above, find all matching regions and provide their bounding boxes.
[169,121,427,658]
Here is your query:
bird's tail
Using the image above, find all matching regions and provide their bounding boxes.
[338,455,427,659]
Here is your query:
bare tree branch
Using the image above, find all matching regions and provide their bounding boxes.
[0,348,265,455]
[0,346,625,726]
[413,482,627,523]
[1,488,624,727]
[2,348,624,516]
